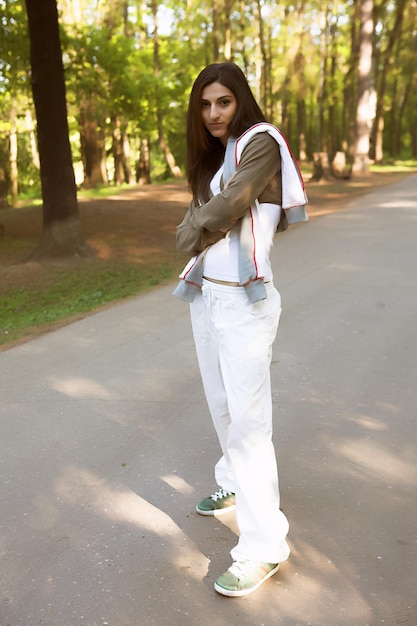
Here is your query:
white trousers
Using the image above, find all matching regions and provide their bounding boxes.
[190,279,290,563]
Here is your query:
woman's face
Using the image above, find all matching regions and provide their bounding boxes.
[201,82,237,145]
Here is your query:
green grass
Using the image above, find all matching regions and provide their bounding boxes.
[299,159,417,180]
[0,260,177,346]
[370,160,417,172]
[14,177,187,208]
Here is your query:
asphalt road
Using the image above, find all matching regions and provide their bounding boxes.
[1,174,416,626]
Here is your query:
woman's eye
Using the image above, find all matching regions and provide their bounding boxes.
[221,100,231,106]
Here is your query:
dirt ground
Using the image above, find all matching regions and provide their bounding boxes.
[0,170,412,343]
[0,182,192,283]
[1,171,410,270]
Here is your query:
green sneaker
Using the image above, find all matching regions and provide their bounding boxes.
[214,560,280,597]
[196,488,236,516]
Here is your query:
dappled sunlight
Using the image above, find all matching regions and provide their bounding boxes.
[279,538,373,623]
[87,240,113,260]
[78,184,190,205]
[378,199,417,210]
[135,368,192,402]
[329,437,416,486]
[328,262,361,272]
[49,375,113,400]
[217,513,239,537]
[53,466,209,580]
[87,236,179,265]
[160,474,195,495]
[99,487,182,535]
[350,415,388,431]
[375,400,402,415]
[134,414,166,439]
[302,206,346,219]
[54,465,176,537]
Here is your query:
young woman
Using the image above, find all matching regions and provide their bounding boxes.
[173,62,307,597]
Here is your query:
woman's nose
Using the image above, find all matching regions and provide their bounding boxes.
[210,105,219,119]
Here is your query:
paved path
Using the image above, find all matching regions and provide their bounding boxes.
[1,175,416,626]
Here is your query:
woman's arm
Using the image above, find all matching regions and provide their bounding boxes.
[189,133,281,233]
[176,200,227,256]
[176,132,281,255]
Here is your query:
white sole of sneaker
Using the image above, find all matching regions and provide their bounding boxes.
[196,504,236,516]
[214,564,280,597]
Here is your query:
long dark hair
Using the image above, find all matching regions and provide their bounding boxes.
[186,62,266,203]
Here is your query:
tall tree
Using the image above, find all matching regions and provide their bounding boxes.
[0,0,30,206]
[352,0,374,174]
[151,0,182,178]
[316,3,329,153]
[371,0,408,162]
[24,0,91,257]
[2,0,414,202]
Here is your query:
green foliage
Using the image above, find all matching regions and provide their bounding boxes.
[15,128,40,193]
[0,0,30,91]
[1,0,416,200]
[0,260,176,345]
[63,26,153,121]
[0,0,31,144]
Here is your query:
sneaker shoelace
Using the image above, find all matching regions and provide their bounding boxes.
[228,560,253,580]
[211,488,233,502]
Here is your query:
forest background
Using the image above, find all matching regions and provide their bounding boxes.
[0,0,416,348]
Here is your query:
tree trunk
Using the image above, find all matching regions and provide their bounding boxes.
[352,0,373,175]
[24,0,92,258]
[239,0,249,73]
[112,114,125,186]
[311,152,333,181]
[374,114,384,163]
[0,166,10,209]
[297,99,307,161]
[136,138,151,185]
[315,4,328,153]
[25,109,40,170]
[372,0,407,163]
[394,80,411,156]
[79,99,108,188]
[328,1,340,161]
[112,115,135,185]
[332,151,350,179]
[224,0,234,60]
[388,66,398,157]
[9,96,19,208]
[151,0,182,179]
[293,27,307,161]
[212,0,221,62]
[253,1,263,106]
[255,0,268,113]
[344,0,360,165]
[122,129,135,185]
[158,128,182,178]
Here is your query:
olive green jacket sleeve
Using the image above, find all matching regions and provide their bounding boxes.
[176,134,281,256]
[174,199,228,257]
